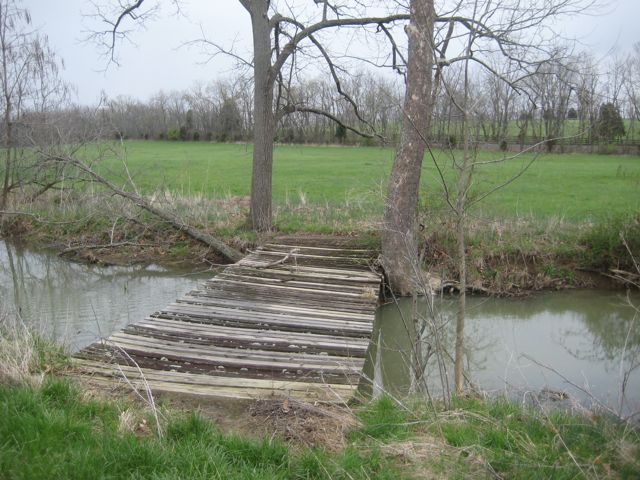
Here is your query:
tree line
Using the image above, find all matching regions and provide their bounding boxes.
[83,48,637,149]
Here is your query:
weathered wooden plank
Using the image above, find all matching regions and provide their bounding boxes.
[176,288,375,316]
[178,295,374,321]
[76,344,359,384]
[73,359,356,402]
[73,236,381,402]
[131,317,371,346]
[237,253,373,270]
[234,260,380,280]
[164,301,375,326]
[215,271,371,294]
[262,243,374,254]
[190,291,376,316]
[196,284,377,313]
[150,314,371,340]
[108,332,365,369]
[223,265,381,287]
[203,276,375,299]
[257,247,373,260]
[126,320,369,355]
[155,305,373,337]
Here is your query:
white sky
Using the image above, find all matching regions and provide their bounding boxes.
[23,0,639,105]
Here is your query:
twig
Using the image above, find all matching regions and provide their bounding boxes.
[59,241,157,255]
[104,342,165,439]
[250,248,300,268]
[521,354,621,419]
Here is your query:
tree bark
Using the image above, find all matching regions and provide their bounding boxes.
[382,0,435,296]
[1,104,11,212]
[247,1,275,232]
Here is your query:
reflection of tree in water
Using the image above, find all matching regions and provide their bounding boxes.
[363,291,640,400]
[462,291,640,361]
[363,297,496,398]
[560,300,639,371]
[1,241,207,311]
[0,240,207,349]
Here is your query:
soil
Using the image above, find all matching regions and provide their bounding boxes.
[75,375,358,451]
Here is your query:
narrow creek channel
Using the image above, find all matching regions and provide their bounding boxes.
[0,240,211,351]
[1,240,638,415]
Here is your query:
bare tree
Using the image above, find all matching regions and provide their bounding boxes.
[89,0,410,231]
[624,43,640,139]
[0,0,69,213]
[382,0,597,296]
[382,0,435,296]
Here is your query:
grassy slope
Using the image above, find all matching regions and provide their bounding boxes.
[357,396,640,479]
[1,379,637,479]
[105,141,640,222]
[0,379,398,480]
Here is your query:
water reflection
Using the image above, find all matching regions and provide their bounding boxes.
[364,291,640,414]
[0,241,211,351]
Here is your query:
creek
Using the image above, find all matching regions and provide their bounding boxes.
[1,240,638,415]
[0,240,211,351]
[364,292,640,416]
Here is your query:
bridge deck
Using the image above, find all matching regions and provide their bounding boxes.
[72,236,381,403]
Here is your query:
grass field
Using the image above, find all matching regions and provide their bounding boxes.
[102,141,640,222]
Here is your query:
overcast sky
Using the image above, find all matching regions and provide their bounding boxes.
[23,0,639,105]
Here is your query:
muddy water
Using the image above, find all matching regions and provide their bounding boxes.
[364,291,640,415]
[0,240,212,351]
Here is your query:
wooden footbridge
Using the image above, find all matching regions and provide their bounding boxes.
[73,236,382,403]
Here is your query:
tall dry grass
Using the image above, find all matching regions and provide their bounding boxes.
[0,310,67,387]
[0,311,41,386]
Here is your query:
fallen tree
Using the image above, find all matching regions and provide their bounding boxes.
[47,153,243,264]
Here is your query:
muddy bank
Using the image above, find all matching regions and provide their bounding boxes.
[1,213,252,269]
[2,209,638,295]
[75,374,359,452]
[423,252,627,297]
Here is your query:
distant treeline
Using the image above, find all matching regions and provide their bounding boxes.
[6,48,640,150]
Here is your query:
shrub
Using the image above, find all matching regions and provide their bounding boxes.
[166,129,180,141]
[579,214,640,270]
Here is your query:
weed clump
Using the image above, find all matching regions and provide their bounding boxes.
[579,214,640,270]
[0,312,68,386]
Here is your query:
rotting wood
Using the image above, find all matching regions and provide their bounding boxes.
[176,296,374,321]
[72,236,382,402]
[72,360,356,402]
[125,321,370,355]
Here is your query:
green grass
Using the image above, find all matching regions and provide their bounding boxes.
[354,396,640,479]
[98,141,640,223]
[0,373,638,479]
[101,142,394,207]
[0,379,400,480]
[5,140,639,272]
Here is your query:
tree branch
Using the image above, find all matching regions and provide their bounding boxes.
[280,105,380,140]
[271,13,410,84]
[44,153,243,263]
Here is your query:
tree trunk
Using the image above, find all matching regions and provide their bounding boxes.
[382,0,435,296]
[248,1,275,232]
[1,104,12,212]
